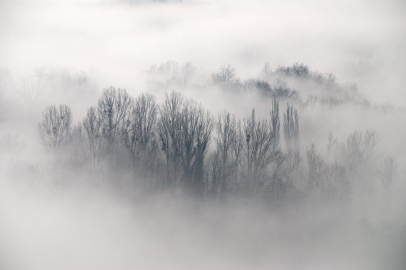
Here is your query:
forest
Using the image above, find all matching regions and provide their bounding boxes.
[26,62,399,203]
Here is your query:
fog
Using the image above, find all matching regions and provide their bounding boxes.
[1,0,406,103]
[1,0,406,269]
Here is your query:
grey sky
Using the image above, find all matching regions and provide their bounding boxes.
[0,0,405,105]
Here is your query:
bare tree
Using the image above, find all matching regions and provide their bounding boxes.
[271,99,280,144]
[97,87,134,154]
[123,93,160,183]
[306,144,324,190]
[323,162,348,198]
[157,91,185,187]
[82,106,104,169]
[211,65,241,90]
[208,151,222,196]
[377,156,397,189]
[241,108,280,196]
[176,99,213,195]
[212,65,236,84]
[38,104,72,154]
[210,111,240,196]
[341,130,379,177]
[284,103,299,153]
[158,91,213,195]
[282,103,300,183]
[191,103,213,195]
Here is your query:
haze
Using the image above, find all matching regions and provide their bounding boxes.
[0,0,405,269]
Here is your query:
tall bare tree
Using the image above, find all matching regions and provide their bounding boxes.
[97,87,134,154]
[82,106,104,169]
[241,108,280,196]
[190,102,213,195]
[283,103,300,181]
[157,91,185,187]
[123,93,160,183]
[158,91,213,195]
[283,103,299,153]
[209,111,241,196]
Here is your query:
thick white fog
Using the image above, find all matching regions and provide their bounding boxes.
[1,0,406,104]
[1,0,406,269]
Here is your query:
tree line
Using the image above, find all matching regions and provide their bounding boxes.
[38,87,398,201]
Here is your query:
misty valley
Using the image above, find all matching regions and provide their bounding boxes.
[1,0,405,269]
[1,62,405,269]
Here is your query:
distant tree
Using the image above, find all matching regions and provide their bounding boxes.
[305,95,318,107]
[255,80,273,97]
[282,103,300,182]
[212,65,236,84]
[0,134,26,154]
[262,62,273,78]
[147,61,196,89]
[260,63,372,106]
[321,97,343,107]
[322,162,348,198]
[340,130,379,191]
[38,104,72,154]
[326,131,338,160]
[181,62,196,86]
[283,103,299,153]
[275,63,310,78]
[270,99,280,144]
[306,144,324,189]
[341,131,378,170]
[377,156,397,189]
[19,68,50,103]
[51,69,98,104]
[272,79,301,102]
[211,65,241,90]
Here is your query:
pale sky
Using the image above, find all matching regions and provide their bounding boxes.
[0,0,405,105]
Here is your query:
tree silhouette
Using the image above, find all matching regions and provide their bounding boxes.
[38,104,72,155]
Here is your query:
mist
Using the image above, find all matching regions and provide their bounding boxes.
[1,0,406,269]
